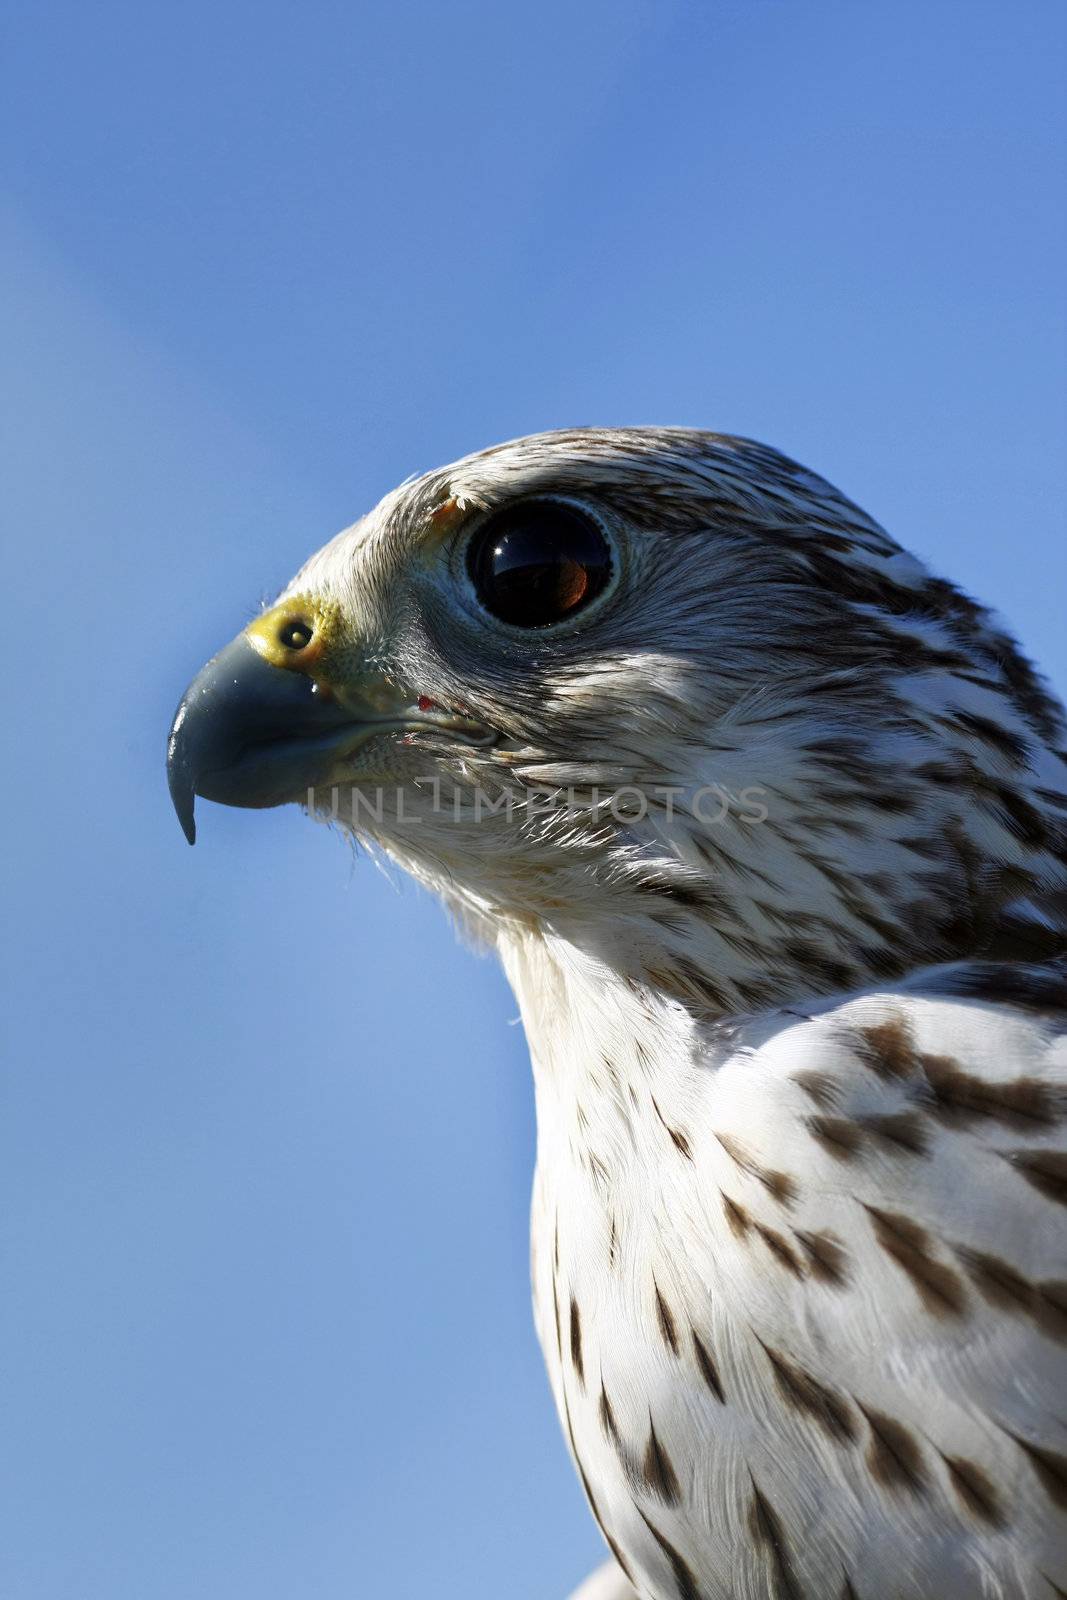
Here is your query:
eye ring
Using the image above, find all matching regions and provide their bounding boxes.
[464,499,613,629]
[278,618,314,651]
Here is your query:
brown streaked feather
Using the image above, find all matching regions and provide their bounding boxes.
[918,1055,1062,1128]
[1011,1435,1067,1510]
[1005,1147,1067,1204]
[691,1328,726,1403]
[598,1382,621,1447]
[641,1419,682,1505]
[858,1404,927,1494]
[757,1341,856,1444]
[753,1222,806,1279]
[569,1296,585,1387]
[806,1114,865,1161]
[794,1229,850,1287]
[939,1452,1004,1526]
[714,1130,797,1206]
[638,1507,706,1600]
[954,1247,1067,1343]
[653,1279,680,1356]
[748,1477,805,1600]
[859,1110,929,1155]
[854,1017,917,1079]
[721,1190,751,1238]
[864,1206,967,1316]
[792,1068,839,1108]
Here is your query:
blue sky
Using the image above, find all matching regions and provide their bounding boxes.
[2,3,1065,1597]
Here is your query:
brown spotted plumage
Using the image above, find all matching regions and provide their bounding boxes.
[1013,1437,1067,1512]
[748,1477,803,1600]
[863,1206,968,1317]
[793,1229,849,1287]
[757,1341,856,1445]
[857,1404,927,1495]
[918,1055,1062,1128]
[641,1420,682,1506]
[170,429,1067,1598]
[1007,1147,1067,1204]
[939,1451,1004,1526]
[653,1280,680,1357]
[690,1330,725,1404]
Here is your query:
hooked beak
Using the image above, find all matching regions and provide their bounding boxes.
[167,632,492,844]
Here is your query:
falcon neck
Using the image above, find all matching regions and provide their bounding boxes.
[497,925,706,1157]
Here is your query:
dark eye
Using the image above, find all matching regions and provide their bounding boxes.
[465,500,612,628]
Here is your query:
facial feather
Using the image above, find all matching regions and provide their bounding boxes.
[267,429,1067,1012]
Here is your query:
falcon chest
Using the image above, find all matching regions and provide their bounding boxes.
[496,933,1063,1600]
[504,933,752,1598]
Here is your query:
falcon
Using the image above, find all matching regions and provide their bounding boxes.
[168,429,1067,1600]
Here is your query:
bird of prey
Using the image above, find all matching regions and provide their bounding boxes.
[168,429,1067,1600]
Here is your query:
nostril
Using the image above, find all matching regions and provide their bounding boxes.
[278,619,314,651]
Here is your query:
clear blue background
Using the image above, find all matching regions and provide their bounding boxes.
[3,3,1065,1596]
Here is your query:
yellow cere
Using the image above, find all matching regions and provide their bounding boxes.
[244,594,345,680]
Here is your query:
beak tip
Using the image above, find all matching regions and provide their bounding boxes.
[167,631,356,841]
[169,772,198,845]
[167,714,198,845]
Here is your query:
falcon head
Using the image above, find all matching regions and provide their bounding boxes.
[168,429,1067,1011]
